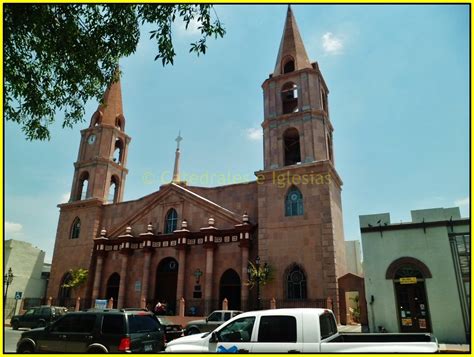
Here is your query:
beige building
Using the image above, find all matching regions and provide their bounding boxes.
[361,207,470,343]
[48,7,346,317]
[345,240,363,276]
[4,240,49,317]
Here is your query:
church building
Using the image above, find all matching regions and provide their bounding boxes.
[48,7,347,318]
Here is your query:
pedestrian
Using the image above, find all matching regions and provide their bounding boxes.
[154,301,166,315]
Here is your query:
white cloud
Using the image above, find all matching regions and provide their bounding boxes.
[322,32,343,55]
[454,197,469,207]
[60,192,70,203]
[5,221,23,234]
[245,128,262,141]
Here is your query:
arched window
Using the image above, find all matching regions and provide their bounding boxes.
[77,172,89,201]
[164,208,178,234]
[283,128,301,166]
[327,134,333,162]
[281,82,298,114]
[107,176,119,204]
[286,264,307,300]
[285,186,303,217]
[321,90,328,112]
[283,56,295,74]
[385,257,432,280]
[90,111,102,127]
[115,115,125,131]
[113,138,124,165]
[70,217,81,239]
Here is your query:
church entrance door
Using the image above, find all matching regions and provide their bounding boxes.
[106,273,120,308]
[155,257,179,315]
[219,269,241,310]
[58,272,73,307]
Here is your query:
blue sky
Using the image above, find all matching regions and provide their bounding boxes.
[5,5,469,263]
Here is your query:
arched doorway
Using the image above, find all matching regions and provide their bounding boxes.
[58,272,72,307]
[106,273,120,308]
[219,269,241,310]
[386,257,432,333]
[155,257,179,315]
[338,273,368,328]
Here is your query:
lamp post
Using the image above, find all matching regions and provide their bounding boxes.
[248,256,269,310]
[4,267,14,306]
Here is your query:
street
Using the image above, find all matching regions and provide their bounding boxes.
[4,328,22,353]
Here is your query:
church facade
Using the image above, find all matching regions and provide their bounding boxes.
[48,7,347,318]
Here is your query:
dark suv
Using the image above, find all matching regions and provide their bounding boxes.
[16,309,165,353]
[11,306,67,330]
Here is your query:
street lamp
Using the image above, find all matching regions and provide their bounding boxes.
[4,268,14,305]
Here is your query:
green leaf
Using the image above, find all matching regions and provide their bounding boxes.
[4,4,226,141]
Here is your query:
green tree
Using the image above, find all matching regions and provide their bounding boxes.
[246,261,273,289]
[62,268,89,292]
[349,294,361,323]
[4,4,225,141]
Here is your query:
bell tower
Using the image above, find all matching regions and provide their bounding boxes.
[262,5,333,169]
[256,6,346,319]
[69,74,131,204]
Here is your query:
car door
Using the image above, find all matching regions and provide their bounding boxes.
[37,307,51,327]
[36,314,78,352]
[213,316,256,353]
[250,314,303,353]
[19,308,36,328]
[64,314,98,352]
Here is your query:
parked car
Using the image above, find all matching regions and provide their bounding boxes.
[166,308,439,353]
[11,306,68,330]
[16,308,164,353]
[184,310,242,335]
[155,316,183,342]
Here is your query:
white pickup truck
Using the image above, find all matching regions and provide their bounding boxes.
[165,308,439,353]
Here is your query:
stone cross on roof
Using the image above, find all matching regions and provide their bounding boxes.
[175,131,183,150]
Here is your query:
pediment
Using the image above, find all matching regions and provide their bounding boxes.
[106,183,241,237]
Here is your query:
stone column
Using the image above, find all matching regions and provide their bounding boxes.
[240,241,250,311]
[117,251,130,309]
[92,253,105,302]
[204,245,215,315]
[140,249,152,308]
[176,247,187,304]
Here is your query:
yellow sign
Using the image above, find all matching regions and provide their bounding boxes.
[400,277,417,284]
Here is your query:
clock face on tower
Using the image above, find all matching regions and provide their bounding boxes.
[87,134,96,145]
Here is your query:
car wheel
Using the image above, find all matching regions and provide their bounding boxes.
[87,347,106,353]
[12,321,19,330]
[187,327,200,335]
[17,343,34,353]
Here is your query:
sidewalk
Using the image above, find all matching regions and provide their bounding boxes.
[337,325,469,353]
[438,344,470,353]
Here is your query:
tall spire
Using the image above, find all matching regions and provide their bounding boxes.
[172,131,183,183]
[273,6,312,76]
[92,69,124,127]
